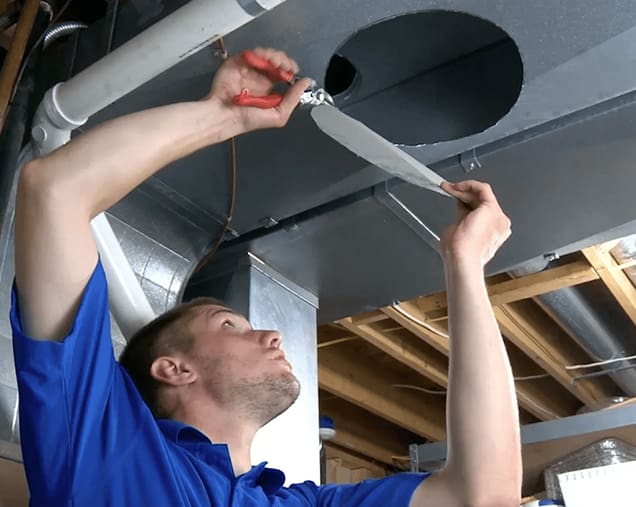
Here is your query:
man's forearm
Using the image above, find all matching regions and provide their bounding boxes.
[443,258,521,504]
[28,98,235,218]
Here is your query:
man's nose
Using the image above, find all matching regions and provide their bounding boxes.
[262,330,282,348]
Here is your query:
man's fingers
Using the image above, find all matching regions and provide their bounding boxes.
[276,77,312,120]
[442,180,498,208]
[251,47,300,76]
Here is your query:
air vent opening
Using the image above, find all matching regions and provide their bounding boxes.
[325,54,358,98]
[328,10,524,146]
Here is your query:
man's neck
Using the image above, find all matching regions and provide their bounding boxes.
[174,403,259,476]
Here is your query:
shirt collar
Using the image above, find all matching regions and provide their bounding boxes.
[157,419,286,494]
[249,462,286,495]
[157,419,210,444]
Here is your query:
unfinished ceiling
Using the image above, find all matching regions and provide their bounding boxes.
[2,0,636,498]
[59,0,636,322]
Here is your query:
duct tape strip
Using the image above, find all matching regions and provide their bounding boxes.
[236,0,266,16]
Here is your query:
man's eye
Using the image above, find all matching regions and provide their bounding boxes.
[222,320,235,328]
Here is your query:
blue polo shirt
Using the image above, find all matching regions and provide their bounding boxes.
[11,260,429,506]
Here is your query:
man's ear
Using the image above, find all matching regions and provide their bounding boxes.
[150,356,197,386]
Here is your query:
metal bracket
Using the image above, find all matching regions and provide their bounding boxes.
[459,148,482,173]
[374,182,441,254]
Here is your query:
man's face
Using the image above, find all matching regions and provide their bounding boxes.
[187,305,300,425]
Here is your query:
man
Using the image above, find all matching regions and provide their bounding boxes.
[12,47,521,506]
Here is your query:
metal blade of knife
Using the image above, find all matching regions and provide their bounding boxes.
[310,105,451,197]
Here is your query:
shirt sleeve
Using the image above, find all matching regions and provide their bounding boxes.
[11,259,153,503]
[286,473,431,507]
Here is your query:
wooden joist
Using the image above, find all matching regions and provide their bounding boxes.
[494,301,615,406]
[318,347,446,441]
[346,311,569,420]
[381,303,449,355]
[337,317,448,387]
[0,0,40,128]
[408,257,599,317]
[329,427,406,468]
[582,245,636,328]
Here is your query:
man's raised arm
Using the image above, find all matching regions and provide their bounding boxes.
[15,48,310,341]
[410,181,522,507]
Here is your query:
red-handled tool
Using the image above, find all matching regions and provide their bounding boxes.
[240,50,294,83]
[233,50,293,108]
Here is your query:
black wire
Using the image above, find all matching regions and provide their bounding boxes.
[8,0,74,106]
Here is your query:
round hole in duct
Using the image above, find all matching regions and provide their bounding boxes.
[325,54,358,97]
[328,10,523,146]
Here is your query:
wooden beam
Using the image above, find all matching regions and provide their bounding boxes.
[350,310,389,325]
[582,245,636,328]
[320,393,418,467]
[337,317,448,387]
[323,443,391,476]
[328,426,407,467]
[0,0,40,128]
[494,301,615,406]
[616,259,636,271]
[318,348,446,441]
[488,259,598,305]
[0,1,13,17]
[374,307,569,420]
[317,336,359,349]
[409,257,599,317]
[381,303,449,355]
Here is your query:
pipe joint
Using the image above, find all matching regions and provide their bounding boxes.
[31,84,87,156]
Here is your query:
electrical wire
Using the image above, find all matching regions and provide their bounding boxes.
[192,37,236,274]
[8,0,74,105]
[572,362,636,382]
[391,300,636,381]
[390,304,449,339]
[513,373,551,381]
[392,384,446,396]
[564,353,636,371]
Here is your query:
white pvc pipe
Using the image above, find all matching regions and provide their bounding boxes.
[31,0,289,337]
[90,214,155,338]
[56,0,287,123]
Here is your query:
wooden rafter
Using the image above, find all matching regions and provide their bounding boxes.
[0,0,40,128]
[381,303,449,355]
[319,399,415,467]
[582,245,636,327]
[0,0,13,17]
[318,348,446,440]
[408,256,599,317]
[348,311,570,420]
[494,301,615,405]
[337,317,448,387]
[329,427,407,468]
[323,443,393,476]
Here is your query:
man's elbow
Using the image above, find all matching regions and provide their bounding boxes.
[18,158,51,201]
[18,158,70,210]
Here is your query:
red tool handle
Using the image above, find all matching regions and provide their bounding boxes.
[233,88,284,108]
[232,50,294,108]
[241,50,294,83]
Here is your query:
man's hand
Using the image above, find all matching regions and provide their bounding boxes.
[440,180,511,267]
[206,47,312,132]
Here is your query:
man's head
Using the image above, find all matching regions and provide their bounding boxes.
[119,298,300,426]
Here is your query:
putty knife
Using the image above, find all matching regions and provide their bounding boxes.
[310,105,451,197]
